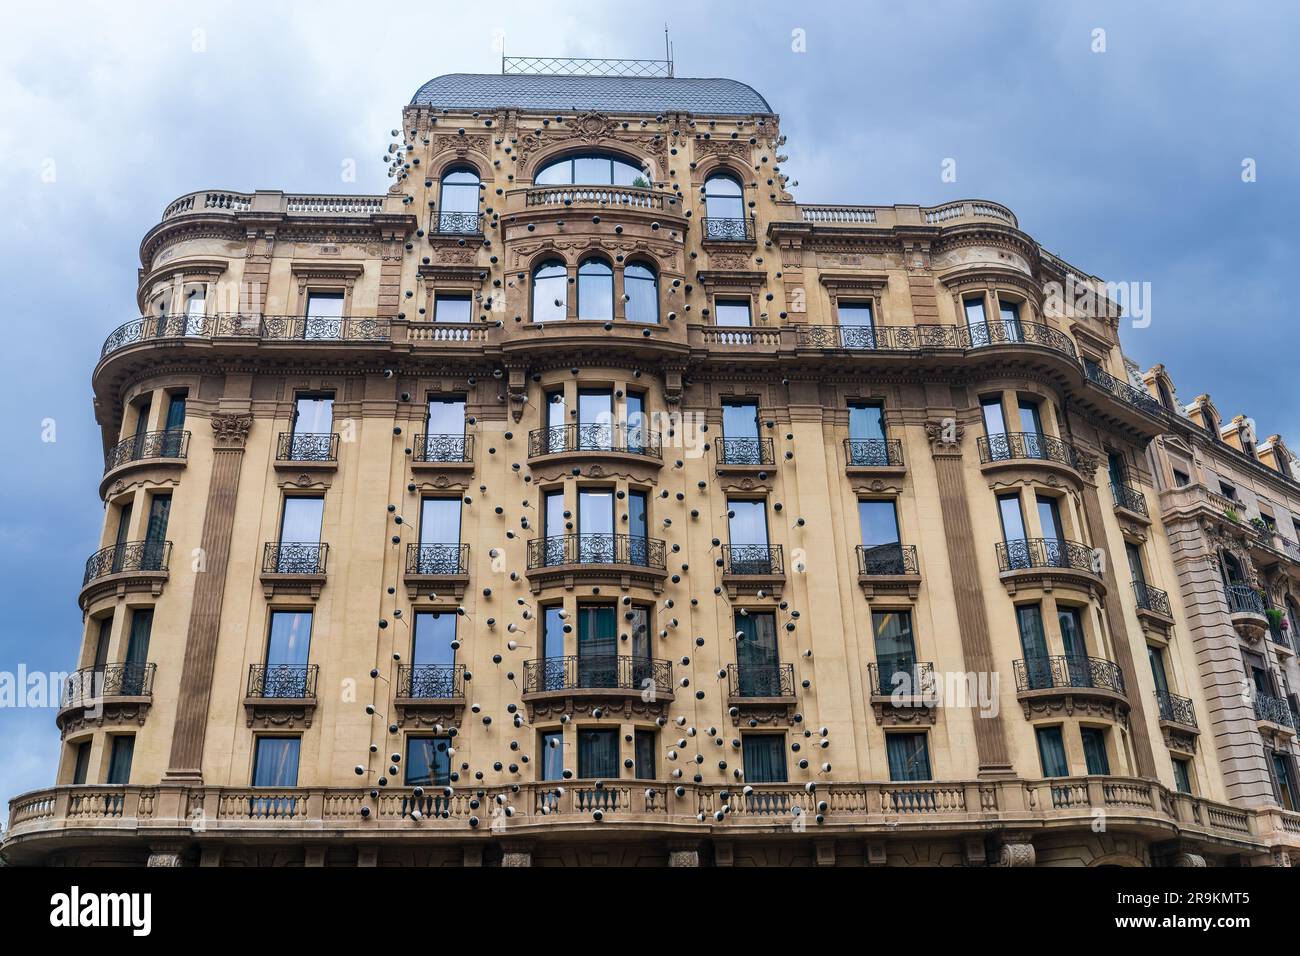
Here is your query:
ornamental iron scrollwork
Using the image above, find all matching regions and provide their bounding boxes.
[276,432,339,462]
[104,430,190,472]
[405,543,469,575]
[412,433,473,463]
[856,543,919,576]
[436,211,483,235]
[1012,655,1126,695]
[1133,580,1172,616]
[726,662,795,698]
[83,540,171,585]
[526,533,666,570]
[263,542,328,574]
[397,663,465,699]
[63,662,157,708]
[977,432,1079,469]
[995,537,1094,573]
[247,664,318,699]
[721,543,784,575]
[1156,690,1197,727]
[845,439,903,467]
[527,423,662,459]
[523,655,673,695]
[715,437,773,466]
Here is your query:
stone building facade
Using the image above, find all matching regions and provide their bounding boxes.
[4,67,1295,866]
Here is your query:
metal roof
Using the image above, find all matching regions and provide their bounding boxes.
[410,73,773,115]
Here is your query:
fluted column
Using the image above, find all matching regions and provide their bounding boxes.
[926,418,1013,777]
[164,413,252,781]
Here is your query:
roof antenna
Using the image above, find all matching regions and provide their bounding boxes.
[664,24,674,77]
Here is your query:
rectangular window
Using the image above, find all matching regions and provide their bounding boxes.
[1036,726,1069,778]
[1272,751,1297,811]
[837,300,875,348]
[72,740,91,785]
[727,498,769,547]
[433,292,472,323]
[1080,727,1110,775]
[106,735,135,785]
[419,496,461,544]
[252,737,301,787]
[714,298,752,327]
[1173,469,1190,487]
[963,295,988,329]
[998,299,1024,341]
[412,611,456,666]
[290,394,335,460]
[145,493,171,550]
[847,402,886,449]
[577,728,619,779]
[540,731,564,781]
[634,729,657,779]
[886,733,932,781]
[576,605,617,688]
[264,610,313,697]
[1036,493,1063,542]
[872,610,917,694]
[857,499,903,578]
[1125,541,1146,585]
[423,397,466,461]
[981,396,1007,438]
[742,735,787,783]
[123,608,153,694]
[1220,481,1238,501]
[1016,604,1051,688]
[305,291,345,318]
[735,610,780,696]
[1172,758,1193,795]
[279,495,324,546]
[92,616,112,670]
[997,493,1027,542]
[1148,644,1170,698]
[405,737,452,786]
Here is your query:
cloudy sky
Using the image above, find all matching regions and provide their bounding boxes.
[1,0,1297,814]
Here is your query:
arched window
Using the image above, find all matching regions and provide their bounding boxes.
[624,263,659,324]
[577,258,613,321]
[704,174,746,239]
[532,260,568,323]
[437,168,481,234]
[535,152,648,187]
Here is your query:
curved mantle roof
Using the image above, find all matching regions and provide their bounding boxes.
[410,73,773,116]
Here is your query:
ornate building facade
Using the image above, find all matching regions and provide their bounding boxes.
[4,66,1296,866]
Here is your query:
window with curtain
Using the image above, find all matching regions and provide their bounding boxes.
[624,263,658,323]
[433,292,472,323]
[713,297,752,327]
[735,610,780,696]
[1035,726,1069,778]
[847,402,887,464]
[872,610,917,694]
[1016,604,1050,689]
[742,735,787,783]
[106,735,135,785]
[577,605,617,689]
[1057,605,1089,686]
[540,731,564,780]
[577,728,619,778]
[1080,727,1110,775]
[532,260,567,322]
[837,300,875,349]
[122,608,153,695]
[634,730,657,779]
[252,737,300,787]
[577,258,613,320]
[405,737,452,786]
[264,611,312,697]
[886,733,932,781]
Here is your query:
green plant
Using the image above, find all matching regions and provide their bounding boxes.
[631,175,651,189]
[1223,508,1241,523]
[1267,607,1285,625]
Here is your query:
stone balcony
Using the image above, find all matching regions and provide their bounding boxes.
[2,774,1274,866]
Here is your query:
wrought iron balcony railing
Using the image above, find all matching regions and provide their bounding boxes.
[247,664,318,700]
[959,320,1077,358]
[262,542,328,575]
[1012,655,1126,695]
[62,662,156,709]
[522,655,673,696]
[726,662,795,698]
[83,540,171,585]
[412,433,473,464]
[100,313,392,358]
[715,436,773,466]
[1133,580,1172,617]
[276,432,338,462]
[1084,360,1164,418]
[867,661,936,699]
[976,431,1079,469]
[701,217,755,242]
[856,543,919,576]
[1156,690,1197,727]
[526,533,666,570]
[844,438,904,467]
[793,323,962,351]
[435,211,482,234]
[722,544,784,576]
[527,423,662,459]
[396,663,465,700]
[996,537,1095,574]
[405,543,469,575]
[104,430,189,472]
[1112,482,1149,516]
[1226,583,1266,615]
[1253,693,1297,728]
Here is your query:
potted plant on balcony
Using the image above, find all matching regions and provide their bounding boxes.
[1249,516,1269,534]
[1266,607,1285,628]
[1223,507,1240,523]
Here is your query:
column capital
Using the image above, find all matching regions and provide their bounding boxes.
[925,417,965,457]
[210,412,253,449]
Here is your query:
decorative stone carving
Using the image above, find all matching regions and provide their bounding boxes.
[1172,852,1207,867]
[667,842,702,867]
[147,845,186,867]
[925,418,965,456]
[210,413,253,449]
[998,840,1036,867]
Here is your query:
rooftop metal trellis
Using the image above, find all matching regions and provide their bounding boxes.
[501,55,674,78]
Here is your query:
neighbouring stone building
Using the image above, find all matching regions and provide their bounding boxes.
[4,60,1297,866]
